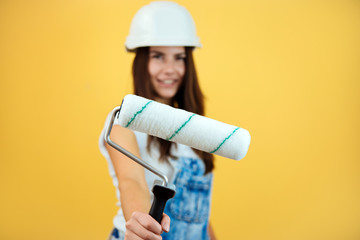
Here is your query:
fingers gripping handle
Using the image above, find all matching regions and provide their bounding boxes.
[149,184,175,223]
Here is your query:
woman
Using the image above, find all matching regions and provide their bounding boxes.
[99,2,216,239]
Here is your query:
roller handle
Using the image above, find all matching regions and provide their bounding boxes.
[149,184,176,223]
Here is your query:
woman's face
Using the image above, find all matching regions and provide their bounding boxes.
[148,46,186,104]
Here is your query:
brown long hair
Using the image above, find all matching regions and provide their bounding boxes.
[132,47,214,174]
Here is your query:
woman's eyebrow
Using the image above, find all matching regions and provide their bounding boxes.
[175,53,186,56]
[149,50,164,54]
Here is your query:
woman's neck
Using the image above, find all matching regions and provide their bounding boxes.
[154,97,172,106]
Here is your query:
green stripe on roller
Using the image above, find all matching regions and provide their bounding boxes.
[167,113,196,141]
[125,100,153,128]
[210,127,240,154]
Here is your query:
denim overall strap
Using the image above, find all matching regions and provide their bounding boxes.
[108,228,125,240]
[162,157,213,240]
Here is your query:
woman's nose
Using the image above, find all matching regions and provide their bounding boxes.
[163,60,176,74]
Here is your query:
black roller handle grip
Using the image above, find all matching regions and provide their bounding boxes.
[149,184,176,223]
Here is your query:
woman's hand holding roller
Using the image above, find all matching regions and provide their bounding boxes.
[125,212,170,240]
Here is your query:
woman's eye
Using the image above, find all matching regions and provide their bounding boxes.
[176,56,186,61]
[151,54,162,59]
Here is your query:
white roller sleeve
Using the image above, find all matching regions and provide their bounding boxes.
[117,94,251,160]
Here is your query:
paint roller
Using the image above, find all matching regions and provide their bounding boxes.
[105,94,251,223]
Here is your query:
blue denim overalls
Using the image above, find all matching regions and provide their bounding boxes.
[162,156,213,240]
[109,156,213,240]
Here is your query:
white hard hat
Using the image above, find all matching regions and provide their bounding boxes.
[125,1,201,51]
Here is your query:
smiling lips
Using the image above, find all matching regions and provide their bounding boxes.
[157,79,178,87]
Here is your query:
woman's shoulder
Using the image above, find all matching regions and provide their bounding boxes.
[99,109,139,146]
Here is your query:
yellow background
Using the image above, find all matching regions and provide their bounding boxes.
[1,0,359,239]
